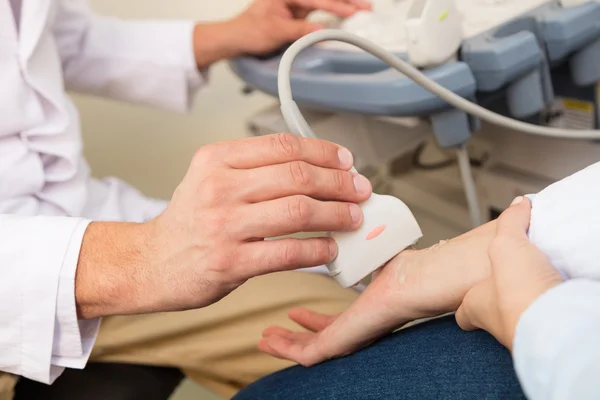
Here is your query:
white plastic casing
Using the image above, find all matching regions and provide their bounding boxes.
[405,0,463,68]
[327,193,423,288]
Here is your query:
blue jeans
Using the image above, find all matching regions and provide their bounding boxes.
[234,316,525,400]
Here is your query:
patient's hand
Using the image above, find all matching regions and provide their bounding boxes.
[456,198,563,349]
[259,221,497,366]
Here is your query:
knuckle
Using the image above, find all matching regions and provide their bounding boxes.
[288,161,313,187]
[209,249,239,278]
[334,203,351,227]
[211,253,232,273]
[312,239,332,263]
[317,140,330,163]
[332,170,347,194]
[192,144,219,167]
[272,133,301,158]
[287,195,313,228]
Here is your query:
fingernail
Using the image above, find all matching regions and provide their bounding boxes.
[511,196,524,206]
[338,148,354,169]
[349,204,362,224]
[329,240,338,259]
[353,174,372,195]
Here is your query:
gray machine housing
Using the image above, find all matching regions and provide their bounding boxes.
[229,0,600,147]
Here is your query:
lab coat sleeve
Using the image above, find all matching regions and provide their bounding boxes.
[52,0,206,112]
[0,215,100,384]
[513,280,600,400]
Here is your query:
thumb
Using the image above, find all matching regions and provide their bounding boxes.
[495,196,532,240]
[455,278,496,332]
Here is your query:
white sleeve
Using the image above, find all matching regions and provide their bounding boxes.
[52,0,206,112]
[527,161,600,280]
[509,161,600,398]
[513,280,600,400]
[0,215,100,384]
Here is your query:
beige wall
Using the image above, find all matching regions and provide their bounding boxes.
[77,0,275,200]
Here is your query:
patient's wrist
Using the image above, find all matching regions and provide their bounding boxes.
[428,221,496,302]
[389,220,496,319]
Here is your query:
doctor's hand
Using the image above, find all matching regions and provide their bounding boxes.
[75,134,371,319]
[193,0,371,68]
[456,197,563,349]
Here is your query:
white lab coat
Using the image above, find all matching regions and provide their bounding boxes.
[3,0,600,397]
[1,0,204,384]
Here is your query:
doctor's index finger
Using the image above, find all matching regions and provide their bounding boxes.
[221,133,355,170]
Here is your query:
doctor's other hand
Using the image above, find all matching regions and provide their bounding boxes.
[75,134,371,319]
[193,0,371,67]
[455,197,563,350]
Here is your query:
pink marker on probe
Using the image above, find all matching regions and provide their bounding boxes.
[366,225,387,240]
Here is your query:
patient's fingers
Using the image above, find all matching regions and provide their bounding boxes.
[263,335,322,367]
[258,338,280,357]
[262,326,315,343]
[260,326,324,366]
[259,263,415,366]
[262,326,295,338]
[288,308,339,332]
